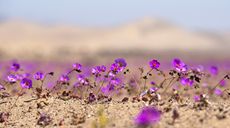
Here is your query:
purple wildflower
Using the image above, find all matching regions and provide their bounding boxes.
[180,77,193,86]
[59,75,70,84]
[100,65,106,72]
[149,87,158,93]
[77,74,89,85]
[149,59,160,69]
[34,72,44,80]
[194,95,201,102]
[214,88,222,96]
[110,58,127,73]
[101,84,115,95]
[20,78,32,89]
[115,58,127,68]
[92,65,107,76]
[11,62,20,72]
[210,66,218,75]
[150,81,156,85]
[72,63,82,72]
[135,107,161,127]
[172,58,187,72]
[7,74,17,83]
[110,63,122,73]
[92,66,101,76]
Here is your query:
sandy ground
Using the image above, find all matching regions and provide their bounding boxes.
[1,94,230,128]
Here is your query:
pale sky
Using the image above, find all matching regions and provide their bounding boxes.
[0,0,229,30]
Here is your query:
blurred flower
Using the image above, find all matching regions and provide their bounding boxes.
[101,84,115,95]
[115,58,127,68]
[214,88,222,96]
[34,72,44,80]
[210,66,218,75]
[72,63,82,72]
[110,58,127,73]
[100,65,106,72]
[172,58,187,72]
[77,74,89,85]
[11,62,20,72]
[180,77,193,86]
[92,66,106,76]
[20,78,32,89]
[194,95,201,102]
[149,87,158,93]
[110,63,122,73]
[150,81,156,85]
[59,74,70,84]
[135,107,161,127]
[7,74,17,83]
[149,59,160,69]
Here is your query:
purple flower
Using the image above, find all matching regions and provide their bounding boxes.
[77,74,89,85]
[115,58,127,68]
[11,62,20,72]
[0,85,5,91]
[72,63,82,72]
[210,66,218,75]
[7,74,17,83]
[149,87,158,93]
[110,63,122,73]
[110,58,127,73]
[150,81,156,85]
[214,88,222,96]
[101,84,115,95]
[135,107,161,127]
[180,77,193,86]
[59,74,70,84]
[194,95,201,102]
[149,59,160,69]
[20,78,32,89]
[100,65,106,72]
[92,65,107,76]
[92,66,101,75]
[34,72,44,80]
[172,58,187,72]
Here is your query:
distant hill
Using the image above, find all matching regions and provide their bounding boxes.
[0,18,229,60]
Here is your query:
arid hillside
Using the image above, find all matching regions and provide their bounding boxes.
[0,18,229,60]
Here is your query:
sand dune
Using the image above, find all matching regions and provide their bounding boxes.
[0,18,229,59]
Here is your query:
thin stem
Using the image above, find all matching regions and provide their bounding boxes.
[162,77,176,94]
[143,69,153,91]
[96,71,111,95]
[8,88,23,112]
[212,74,229,90]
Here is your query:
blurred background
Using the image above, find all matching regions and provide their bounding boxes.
[0,0,229,64]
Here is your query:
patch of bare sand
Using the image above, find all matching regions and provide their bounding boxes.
[1,95,230,128]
